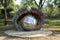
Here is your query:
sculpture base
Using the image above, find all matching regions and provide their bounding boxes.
[5,29,52,37]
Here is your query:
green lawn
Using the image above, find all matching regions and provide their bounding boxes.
[0,19,60,28]
[44,19,60,27]
[0,19,14,30]
[0,19,12,26]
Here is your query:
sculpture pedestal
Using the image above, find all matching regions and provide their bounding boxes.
[5,29,52,38]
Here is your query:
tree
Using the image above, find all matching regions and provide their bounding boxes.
[53,0,60,8]
[0,0,14,25]
[21,0,46,9]
[21,0,35,7]
[43,0,60,18]
[34,0,46,9]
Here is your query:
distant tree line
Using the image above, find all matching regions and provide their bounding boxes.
[0,0,60,25]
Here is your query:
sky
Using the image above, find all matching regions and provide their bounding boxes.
[14,0,47,6]
[14,0,21,5]
[14,0,40,5]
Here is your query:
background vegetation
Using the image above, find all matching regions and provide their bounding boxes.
[0,0,60,30]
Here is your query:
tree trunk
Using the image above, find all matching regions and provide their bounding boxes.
[34,0,46,9]
[4,7,8,25]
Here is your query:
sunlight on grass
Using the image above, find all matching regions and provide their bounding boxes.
[44,19,60,27]
[0,19,12,26]
[0,19,60,28]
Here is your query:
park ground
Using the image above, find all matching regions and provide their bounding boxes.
[0,29,60,40]
[0,19,60,40]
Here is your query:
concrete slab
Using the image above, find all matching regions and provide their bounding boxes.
[5,29,52,38]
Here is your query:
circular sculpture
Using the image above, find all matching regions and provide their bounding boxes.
[13,7,44,31]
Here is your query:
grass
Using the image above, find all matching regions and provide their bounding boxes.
[0,19,14,30]
[0,19,60,29]
[0,19,12,26]
[44,19,60,27]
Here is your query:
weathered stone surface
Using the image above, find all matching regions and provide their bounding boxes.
[5,29,52,38]
[0,30,60,40]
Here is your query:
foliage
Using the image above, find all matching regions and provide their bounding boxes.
[43,0,60,19]
[0,0,14,25]
[21,0,46,9]
[0,0,60,27]
[21,0,36,8]
[53,0,60,8]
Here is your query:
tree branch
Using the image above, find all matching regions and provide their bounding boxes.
[34,0,39,8]
[42,0,46,7]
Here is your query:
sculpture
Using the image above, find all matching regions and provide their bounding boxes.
[5,7,52,37]
[13,7,44,31]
